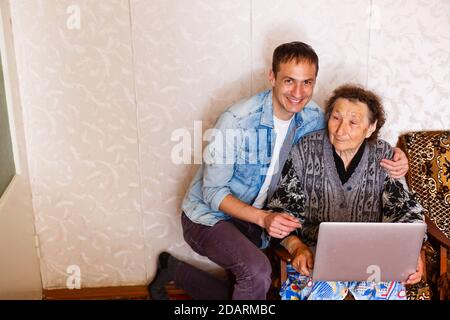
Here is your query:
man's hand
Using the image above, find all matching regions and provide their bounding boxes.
[218,195,301,234]
[263,211,301,239]
[291,244,314,276]
[380,147,409,179]
[403,252,424,285]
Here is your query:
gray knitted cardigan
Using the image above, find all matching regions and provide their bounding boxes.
[268,130,424,247]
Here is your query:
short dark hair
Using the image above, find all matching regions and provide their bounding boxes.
[272,41,319,77]
[324,84,386,143]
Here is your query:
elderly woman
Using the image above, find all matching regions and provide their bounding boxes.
[268,84,425,300]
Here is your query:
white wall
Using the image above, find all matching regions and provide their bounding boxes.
[7,0,450,289]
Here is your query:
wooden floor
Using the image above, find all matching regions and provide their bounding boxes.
[42,282,191,300]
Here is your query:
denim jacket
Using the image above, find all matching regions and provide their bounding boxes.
[182,89,325,227]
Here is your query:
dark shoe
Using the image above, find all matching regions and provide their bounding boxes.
[148,252,180,300]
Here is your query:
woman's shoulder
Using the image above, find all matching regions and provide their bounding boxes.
[370,139,394,161]
[298,129,327,145]
[293,129,327,154]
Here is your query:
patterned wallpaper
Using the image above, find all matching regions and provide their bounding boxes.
[11,0,146,288]
[368,0,450,144]
[251,0,371,106]
[9,0,450,288]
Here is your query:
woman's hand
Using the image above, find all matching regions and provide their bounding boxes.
[403,251,424,285]
[380,147,409,179]
[291,243,315,276]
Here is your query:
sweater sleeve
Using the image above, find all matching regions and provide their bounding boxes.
[265,152,307,246]
[375,139,425,225]
[267,156,306,222]
[381,177,425,225]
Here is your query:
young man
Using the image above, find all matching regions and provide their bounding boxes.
[150,42,408,300]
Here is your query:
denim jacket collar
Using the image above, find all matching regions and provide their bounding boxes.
[293,106,305,129]
[260,90,275,128]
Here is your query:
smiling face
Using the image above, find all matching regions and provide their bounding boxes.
[269,60,317,120]
[328,98,377,153]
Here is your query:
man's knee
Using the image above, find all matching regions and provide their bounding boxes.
[242,250,272,284]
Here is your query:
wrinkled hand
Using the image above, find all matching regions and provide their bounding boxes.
[291,244,314,276]
[403,253,424,285]
[263,211,301,239]
[380,147,408,179]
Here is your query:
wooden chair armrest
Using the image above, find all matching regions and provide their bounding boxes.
[270,245,293,285]
[425,216,450,250]
[273,245,292,263]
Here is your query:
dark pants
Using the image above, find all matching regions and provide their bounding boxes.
[174,212,272,300]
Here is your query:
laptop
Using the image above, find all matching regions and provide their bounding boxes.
[311,222,426,282]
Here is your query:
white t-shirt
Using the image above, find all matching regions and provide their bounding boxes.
[252,115,293,209]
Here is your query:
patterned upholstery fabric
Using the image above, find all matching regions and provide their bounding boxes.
[406,280,432,300]
[400,131,449,238]
[400,131,450,300]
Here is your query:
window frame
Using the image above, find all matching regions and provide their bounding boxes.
[0,7,20,204]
